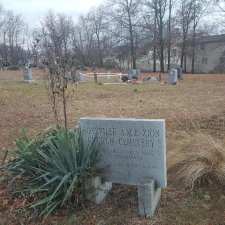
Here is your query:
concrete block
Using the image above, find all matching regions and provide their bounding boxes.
[138,180,161,218]
[85,176,112,204]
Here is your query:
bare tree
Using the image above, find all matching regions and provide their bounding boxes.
[41,12,75,129]
[73,14,95,66]
[89,7,108,67]
[156,0,167,72]
[145,0,167,72]
[167,0,172,71]
[109,0,143,69]
[141,5,157,71]
[0,10,26,66]
[191,0,210,73]
[178,0,195,71]
[5,11,25,65]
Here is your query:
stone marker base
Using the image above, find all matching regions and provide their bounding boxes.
[85,176,112,204]
[138,180,161,218]
[85,177,161,218]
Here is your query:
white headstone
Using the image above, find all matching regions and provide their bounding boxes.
[24,64,32,82]
[80,117,167,188]
[128,69,140,80]
[168,68,178,85]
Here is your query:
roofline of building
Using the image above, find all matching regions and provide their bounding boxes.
[193,34,225,44]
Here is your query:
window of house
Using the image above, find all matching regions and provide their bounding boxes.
[202,57,208,64]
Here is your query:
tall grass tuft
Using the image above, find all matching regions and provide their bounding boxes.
[3,128,99,217]
[170,133,225,189]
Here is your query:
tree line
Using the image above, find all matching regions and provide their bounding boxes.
[0,0,223,73]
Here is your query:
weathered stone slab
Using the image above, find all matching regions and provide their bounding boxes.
[23,67,32,82]
[128,69,140,80]
[85,176,112,204]
[138,179,161,217]
[168,68,177,85]
[80,118,167,188]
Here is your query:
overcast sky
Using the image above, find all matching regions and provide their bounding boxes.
[1,0,103,27]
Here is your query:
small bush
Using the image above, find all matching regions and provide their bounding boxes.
[3,128,99,217]
[121,75,128,82]
[133,88,138,93]
[38,64,46,70]
[7,65,20,71]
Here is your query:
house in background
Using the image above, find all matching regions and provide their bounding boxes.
[185,34,225,73]
[136,34,225,74]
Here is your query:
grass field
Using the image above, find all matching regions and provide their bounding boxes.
[1,69,225,225]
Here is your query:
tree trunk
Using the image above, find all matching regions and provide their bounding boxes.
[153,46,156,72]
[159,16,164,72]
[153,10,157,72]
[191,30,196,74]
[167,0,172,72]
[97,34,103,67]
[62,86,68,130]
[128,10,136,69]
[62,69,68,130]
[3,32,7,65]
[180,37,185,68]
[184,54,187,73]
[130,33,136,69]
[158,2,164,73]
[191,2,196,74]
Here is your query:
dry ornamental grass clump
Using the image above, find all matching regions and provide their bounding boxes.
[171,133,225,189]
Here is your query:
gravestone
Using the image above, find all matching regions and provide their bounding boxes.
[80,117,167,217]
[128,69,141,80]
[168,68,178,85]
[79,72,85,81]
[71,70,82,83]
[23,63,32,82]
[176,67,183,80]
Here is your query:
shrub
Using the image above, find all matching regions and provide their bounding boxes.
[133,88,138,93]
[7,65,20,71]
[170,133,225,189]
[4,128,99,217]
[38,64,46,70]
[121,75,128,82]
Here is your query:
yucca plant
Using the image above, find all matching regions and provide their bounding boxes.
[4,128,99,217]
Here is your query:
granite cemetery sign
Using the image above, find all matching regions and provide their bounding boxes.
[80,117,167,217]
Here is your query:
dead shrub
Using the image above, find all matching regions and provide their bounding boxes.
[170,133,225,189]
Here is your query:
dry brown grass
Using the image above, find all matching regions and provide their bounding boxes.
[169,132,225,189]
[0,68,48,81]
[1,70,225,224]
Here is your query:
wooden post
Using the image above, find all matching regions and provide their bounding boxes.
[94,72,98,84]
